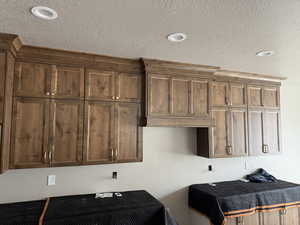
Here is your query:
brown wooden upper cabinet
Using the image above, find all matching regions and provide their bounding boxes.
[248,85,280,108]
[115,103,142,163]
[248,108,281,156]
[48,99,83,166]
[10,97,84,169]
[83,101,142,164]
[210,107,248,158]
[148,74,210,118]
[14,62,84,99]
[85,69,141,102]
[212,81,246,107]
[83,101,115,164]
[14,62,52,98]
[10,97,50,168]
[51,66,84,99]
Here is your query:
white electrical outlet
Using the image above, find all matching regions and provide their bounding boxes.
[47,175,56,186]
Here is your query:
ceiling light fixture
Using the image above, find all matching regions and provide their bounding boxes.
[167,33,187,42]
[256,50,274,57]
[31,6,58,20]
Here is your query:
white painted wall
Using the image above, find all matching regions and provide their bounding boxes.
[0,81,299,225]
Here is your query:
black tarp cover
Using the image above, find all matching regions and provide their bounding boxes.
[0,190,178,225]
[189,180,300,225]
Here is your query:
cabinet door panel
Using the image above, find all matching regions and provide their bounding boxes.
[115,103,141,162]
[172,78,190,115]
[261,211,281,225]
[85,70,115,100]
[212,82,229,107]
[226,218,237,225]
[149,76,170,115]
[211,109,229,157]
[263,87,279,108]
[49,100,83,166]
[248,110,264,155]
[230,83,246,107]
[226,216,259,225]
[116,73,140,102]
[11,98,49,168]
[14,62,51,97]
[285,208,300,225]
[52,66,84,99]
[248,86,263,107]
[263,110,280,154]
[83,102,114,163]
[0,53,5,122]
[244,213,260,225]
[191,80,209,117]
[230,108,248,156]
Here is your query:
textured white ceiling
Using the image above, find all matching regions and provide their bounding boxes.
[0,0,300,80]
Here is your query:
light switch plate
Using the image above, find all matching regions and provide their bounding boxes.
[47,175,56,186]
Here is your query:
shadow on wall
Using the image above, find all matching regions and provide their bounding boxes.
[160,187,190,225]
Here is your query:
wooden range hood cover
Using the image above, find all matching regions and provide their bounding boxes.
[142,58,219,127]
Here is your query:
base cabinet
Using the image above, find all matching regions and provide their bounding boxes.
[227,209,299,225]
[191,208,300,225]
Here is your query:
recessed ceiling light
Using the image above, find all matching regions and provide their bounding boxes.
[256,50,274,57]
[31,6,58,20]
[167,33,187,42]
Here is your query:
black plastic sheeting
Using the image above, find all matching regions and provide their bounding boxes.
[0,199,45,225]
[189,180,300,225]
[0,190,178,225]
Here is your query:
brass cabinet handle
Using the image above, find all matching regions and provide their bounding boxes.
[49,151,52,161]
[280,208,287,215]
[226,145,233,155]
[225,97,228,105]
[115,148,118,160]
[46,92,50,96]
[237,216,244,225]
[116,96,120,100]
[111,148,114,161]
[44,152,47,162]
[51,93,55,96]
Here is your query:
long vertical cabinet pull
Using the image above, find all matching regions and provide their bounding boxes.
[115,148,118,161]
[51,66,58,96]
[226,110,232,156]
[44,151,47,163]
[110,148,114,161]
[49,151,52,163]
[0,123,2,153]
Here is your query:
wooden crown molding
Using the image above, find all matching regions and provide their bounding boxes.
[16,45,143,74]
[142,58,220,75]
[0,33,23,57]
[144,58,286,82]
[215,70,287,82]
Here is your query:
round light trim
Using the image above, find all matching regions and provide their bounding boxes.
[256,50,274,57]
[167,33,187,42]
[31,6,58,20]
